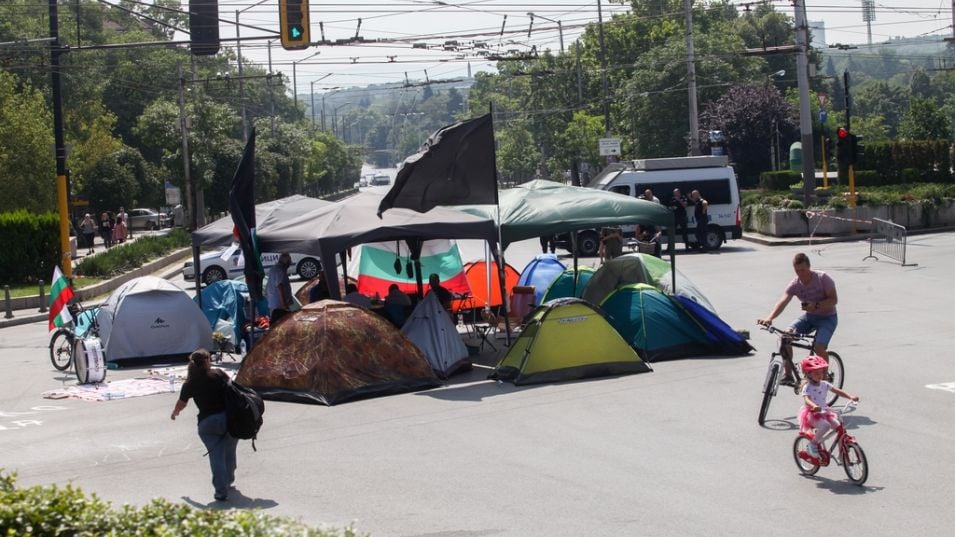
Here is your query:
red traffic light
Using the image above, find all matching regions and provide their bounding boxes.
[836,127,850,139]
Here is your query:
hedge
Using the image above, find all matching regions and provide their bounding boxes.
[758,171,801,191]
[857,140,953,184]
[0,470,365,536]
[0,211,60,285]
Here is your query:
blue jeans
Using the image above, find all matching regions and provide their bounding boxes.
[197,412,238,498]
[790,313,838,347]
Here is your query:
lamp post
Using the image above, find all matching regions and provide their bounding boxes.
[292,51,321,112]
[235,0,271,141]
[768,70,786,171]
[333,102,351,139]
[526,12,563,53]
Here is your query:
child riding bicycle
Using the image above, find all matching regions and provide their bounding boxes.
[799,354,859,459]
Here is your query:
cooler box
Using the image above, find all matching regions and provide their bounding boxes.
[509,285,536,320]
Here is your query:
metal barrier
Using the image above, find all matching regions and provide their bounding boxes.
[863,218,917,266]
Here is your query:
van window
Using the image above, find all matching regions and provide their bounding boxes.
[609,185,630,196]
[634,179,732,205]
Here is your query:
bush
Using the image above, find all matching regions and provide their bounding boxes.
[0,210,60,285]
[758,171,801,191]
[74,228,191,278]
[0,470,364,536]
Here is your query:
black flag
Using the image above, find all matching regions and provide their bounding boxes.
[378,113,497,216]
[228,129,264,299]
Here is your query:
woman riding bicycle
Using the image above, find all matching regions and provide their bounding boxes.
[799,355,859,459]
[757,252,838,385]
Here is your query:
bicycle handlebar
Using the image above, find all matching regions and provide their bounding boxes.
[757,323,814,342]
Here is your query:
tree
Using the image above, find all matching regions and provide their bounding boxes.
[899,97,950,140]
[0,71,56,213]
[495,123,540,184]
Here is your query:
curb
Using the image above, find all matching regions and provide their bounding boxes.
[741,232,873,247]
[0,248,192,329]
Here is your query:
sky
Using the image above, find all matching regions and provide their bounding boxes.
[190,1,955,96]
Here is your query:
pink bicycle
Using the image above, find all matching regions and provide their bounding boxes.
[793,401,868,485]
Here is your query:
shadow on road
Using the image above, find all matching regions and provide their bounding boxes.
[182,487,278,510]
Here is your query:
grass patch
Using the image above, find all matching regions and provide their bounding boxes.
[74,229,191,279]
[4,276,104,298]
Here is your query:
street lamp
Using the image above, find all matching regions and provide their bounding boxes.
[292,50,321,111]
[333,102,351,139]
[235,0,271,141]
[527,12,563,53]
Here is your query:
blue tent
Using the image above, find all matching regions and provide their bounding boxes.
[517,254,566,306]
[541,266,596,304]
[194,280,266,345]
[600,284,751,362]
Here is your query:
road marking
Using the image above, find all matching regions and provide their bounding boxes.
[926,382,955,393]
[0,405,68,431]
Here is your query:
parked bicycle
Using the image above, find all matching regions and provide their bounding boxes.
[793,401,869,485]
[48,301,100,371]
[757,324,844,425]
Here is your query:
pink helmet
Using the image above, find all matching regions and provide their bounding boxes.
[801,354,829,373]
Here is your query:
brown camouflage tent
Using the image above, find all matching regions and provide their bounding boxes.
[235,300,440,405]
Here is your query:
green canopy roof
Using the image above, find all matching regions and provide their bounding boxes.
[458,179,674,249]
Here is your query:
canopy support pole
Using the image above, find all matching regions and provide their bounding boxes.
[192,245,203,308]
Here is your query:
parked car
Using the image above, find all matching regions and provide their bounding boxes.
[182,247,322,285]
[128,208,171,230]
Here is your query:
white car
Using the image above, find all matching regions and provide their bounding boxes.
[128,208,171,230]
[182,247,322,285]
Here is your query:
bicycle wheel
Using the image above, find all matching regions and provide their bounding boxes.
[842,440,868,485]
[49,328,74,371]
[793,436,820,476]
[758,362,780,426]
[825,351,845,406]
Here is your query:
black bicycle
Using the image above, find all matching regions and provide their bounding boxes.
[48,302,99,371]
[757,324,845,426]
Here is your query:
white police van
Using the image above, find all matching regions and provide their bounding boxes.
[563,155,741,255]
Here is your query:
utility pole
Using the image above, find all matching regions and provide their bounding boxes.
[684,0,701,155]
[48,0,71,277]
[794,0,816,205]
[268,40,275,135]
[177,63,194,231]
[235,10,248,142]
[596,0,610,138]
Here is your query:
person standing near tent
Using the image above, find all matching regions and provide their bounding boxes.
[428,273,454,312]
[758,252,839,385]
[266,252,293,323]
[690,190,708,252]
[171,349,238,502]
[599,226,623,263]
[539,235,556,254]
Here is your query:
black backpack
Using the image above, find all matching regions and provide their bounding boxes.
[223,379,265,450]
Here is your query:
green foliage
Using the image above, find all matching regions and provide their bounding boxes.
[759,171,801,191]
[899,96,950,140]
[0,470,365,536]
[0,211,60,285]
[74,229,191,278]
[0,71,56,213]
[496,123,540,184]
[855,140,952,183]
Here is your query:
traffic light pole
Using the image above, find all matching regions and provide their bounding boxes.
[844,70,856,209]
[49,0,71,278]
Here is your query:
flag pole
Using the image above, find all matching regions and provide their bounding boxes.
[489,103,511,346]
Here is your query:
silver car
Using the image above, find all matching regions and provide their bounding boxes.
[128,208,170,230]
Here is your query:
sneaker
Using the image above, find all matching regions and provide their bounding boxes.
[806,442,819,458]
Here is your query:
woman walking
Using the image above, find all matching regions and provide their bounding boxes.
[170,349,239,502]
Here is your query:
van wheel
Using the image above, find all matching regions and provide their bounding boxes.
[296,258,321,280]
[576,231,600,257]
[704,226,724,250]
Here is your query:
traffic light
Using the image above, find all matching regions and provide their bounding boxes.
[279,0,311,50]
[823,136,834,161]
[188,0,220,56]
[850,134,864,166]
[835,127,851,169]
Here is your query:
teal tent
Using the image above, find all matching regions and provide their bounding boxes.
[600,284,749,362]
[541,266,596,303]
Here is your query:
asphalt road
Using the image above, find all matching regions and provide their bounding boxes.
[2,231,954,536]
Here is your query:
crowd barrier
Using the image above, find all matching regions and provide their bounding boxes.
[863,218,917,266]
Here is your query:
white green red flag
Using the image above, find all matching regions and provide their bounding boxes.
[48,266,75,331]
[351,239,470,298]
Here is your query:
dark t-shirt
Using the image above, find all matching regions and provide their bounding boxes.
[429,285,454,309]
[179,368,229,423]
[669,196,687,223]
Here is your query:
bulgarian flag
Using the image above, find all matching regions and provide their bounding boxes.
[48,266,75,331]
[351,239,470,298]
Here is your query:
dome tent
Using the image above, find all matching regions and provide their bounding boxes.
[516,254,566,306]
[96,276,213,363]
[402,292,471,378]
[541,266,596,304]
[235,300,440,405]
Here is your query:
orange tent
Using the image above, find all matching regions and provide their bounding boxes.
[452,260,520,311]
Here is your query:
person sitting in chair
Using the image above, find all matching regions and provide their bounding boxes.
[383,284,412,327]
[427,273,454,311]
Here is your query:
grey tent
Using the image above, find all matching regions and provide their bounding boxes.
[96,276,213,362]
[401,292,471,378]
[190,195,336,248]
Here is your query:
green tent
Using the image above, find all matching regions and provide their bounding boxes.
[489,298,652,385]
[541,266,596,303]
[458,180,674,249]
[583,253,716,313]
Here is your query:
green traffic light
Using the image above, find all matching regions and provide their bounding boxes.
[290,26,302,39]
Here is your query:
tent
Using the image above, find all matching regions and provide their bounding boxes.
[195,280,267,346]
[348,239,470,299]
[401,292,471,378]
[190,195,335,248]
[541,266,596,304]
[451,260,520,311]
[234,300,440,405]
[488,298,652,385]
[599,284,750,362]
[516,254,566,306]
[96,276,213,362]
[582,253,716,312]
